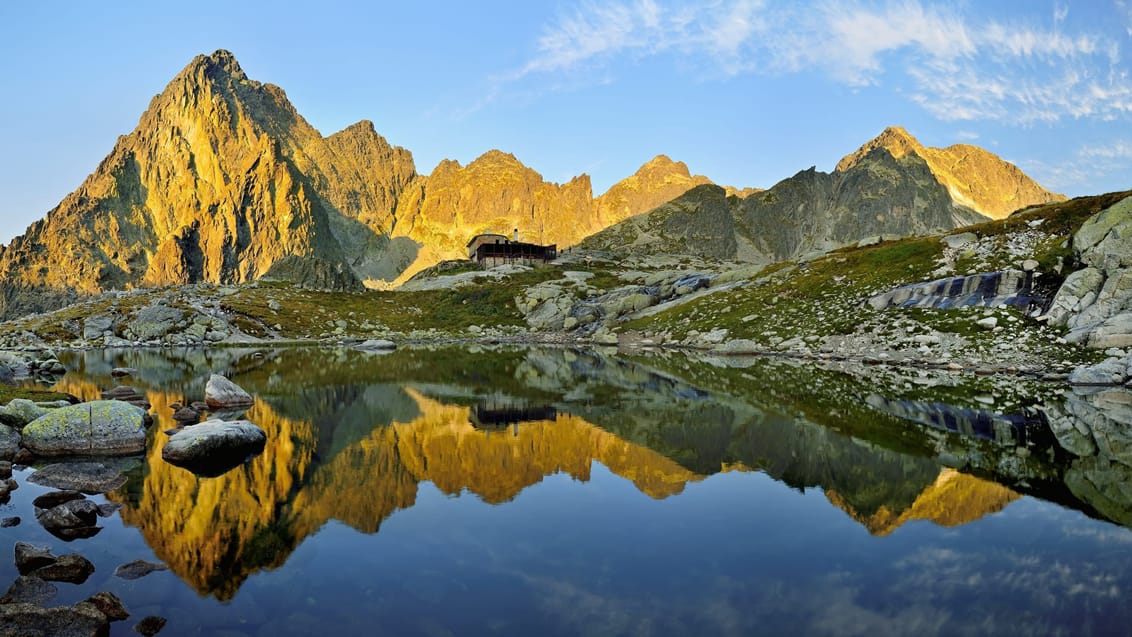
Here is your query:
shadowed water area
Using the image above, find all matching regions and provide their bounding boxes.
[3,346,1132,636]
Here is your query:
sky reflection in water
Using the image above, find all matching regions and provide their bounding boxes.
[1,346,1128,636]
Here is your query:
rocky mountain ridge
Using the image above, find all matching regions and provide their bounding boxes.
[581,127,1064,262]
[0,50,1062,317]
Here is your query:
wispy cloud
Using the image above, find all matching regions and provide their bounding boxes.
[1026,139,1132,191]
[503,0,1132,126]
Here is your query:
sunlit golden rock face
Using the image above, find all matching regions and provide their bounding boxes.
[825,468,1020,536]
[388,152,717,282]
[836,126,1065,219]
[593,155,717,228]
[0,49,727,302]
[0,50,416,298]
[101,386,702,599]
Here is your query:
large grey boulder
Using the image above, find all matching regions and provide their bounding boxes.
[162,419,266,476]
[204,374,254,409]
[82,315,114,340]
[0,399,49,428]
[126,304,184,341]
[1049,196,1132,347]
[22,401,147,456]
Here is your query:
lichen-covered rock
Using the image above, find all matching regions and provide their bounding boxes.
[204,374,254,409]
[162,419,266,476]
[0,399,49,428]
[22,401,147,456]
[126,304,184,341]
[0,424,19,458]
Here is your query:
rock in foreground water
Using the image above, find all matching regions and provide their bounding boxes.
[204,375,254,409]
[162,420,266,476]
[22,401,147,456]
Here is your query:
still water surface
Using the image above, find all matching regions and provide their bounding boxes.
[3,346,1131,636]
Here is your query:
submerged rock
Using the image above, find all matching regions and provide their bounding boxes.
[161,419,266,476]
[28,462,128,493]
[204,375,254,409]
[114,559,168,580]
[22,401,148,456]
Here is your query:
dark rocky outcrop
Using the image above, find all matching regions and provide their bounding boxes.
[260,255,365,291]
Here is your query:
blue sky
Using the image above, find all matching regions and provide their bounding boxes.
[1,0,1130,245]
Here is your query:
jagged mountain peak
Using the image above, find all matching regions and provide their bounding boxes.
[836,125,925,172]
[836,126,1065,219]
[179,49,250,84]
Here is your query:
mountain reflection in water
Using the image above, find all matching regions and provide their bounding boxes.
[32,346,1132,634]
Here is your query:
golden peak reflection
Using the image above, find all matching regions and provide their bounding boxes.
[825,468,1020,536]
[108,386,703,599]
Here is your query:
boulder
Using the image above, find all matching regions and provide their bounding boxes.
[171,407,201,424]
[356,339,397,351]
[0,602,109,636]
[110,367,138,378]
[135,615,168,637]
[15,543,56,575]
[82,315,114,340]
[204,375,254,409]
[28,554,95,584]
[1068,357,1129,386]
[162,419,267,476]
[713,339,763,355]
[85,591,129,621]
[22,401,147,456]
[0,576,57,605]
[32,490,84,509]
[0,424,19,458]
[27,462,128,492]
[35,499,99,531]
[0,399,48,428]
[126,304,184,341]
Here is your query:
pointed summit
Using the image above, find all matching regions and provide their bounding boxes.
[836,126,925,172]
[178,49,249,84]
[594,156,712,226]
[836,126,1065,219]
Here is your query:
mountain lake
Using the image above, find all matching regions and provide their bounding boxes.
[2,345,1130,636]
